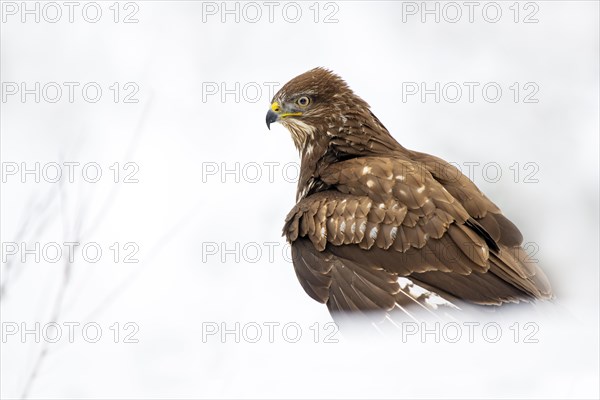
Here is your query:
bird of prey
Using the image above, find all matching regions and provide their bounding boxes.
[266,67,552,319]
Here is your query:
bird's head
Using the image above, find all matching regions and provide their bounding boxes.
[266,67,372,152]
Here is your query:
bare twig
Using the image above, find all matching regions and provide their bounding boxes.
[18,97,153,399]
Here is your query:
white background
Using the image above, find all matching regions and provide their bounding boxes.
[1,1,599,399]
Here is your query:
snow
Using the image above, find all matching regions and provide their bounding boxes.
[1,1,598,398]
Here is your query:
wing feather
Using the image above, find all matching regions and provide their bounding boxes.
[284,155,552,316]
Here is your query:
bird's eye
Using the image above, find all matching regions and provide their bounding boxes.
[296,96,311,107]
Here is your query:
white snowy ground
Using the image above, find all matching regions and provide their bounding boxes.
[1,1,598,399]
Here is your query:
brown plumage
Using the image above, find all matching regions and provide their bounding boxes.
[266,67,552,319]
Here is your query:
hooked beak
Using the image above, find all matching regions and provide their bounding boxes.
[266,101,302,130]
[266,109,279,130]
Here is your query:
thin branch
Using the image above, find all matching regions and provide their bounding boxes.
[18,96,153,398]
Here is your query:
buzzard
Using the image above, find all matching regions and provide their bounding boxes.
[266,67,552,319]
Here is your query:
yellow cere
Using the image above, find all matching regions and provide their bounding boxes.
[271,101,302,118]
